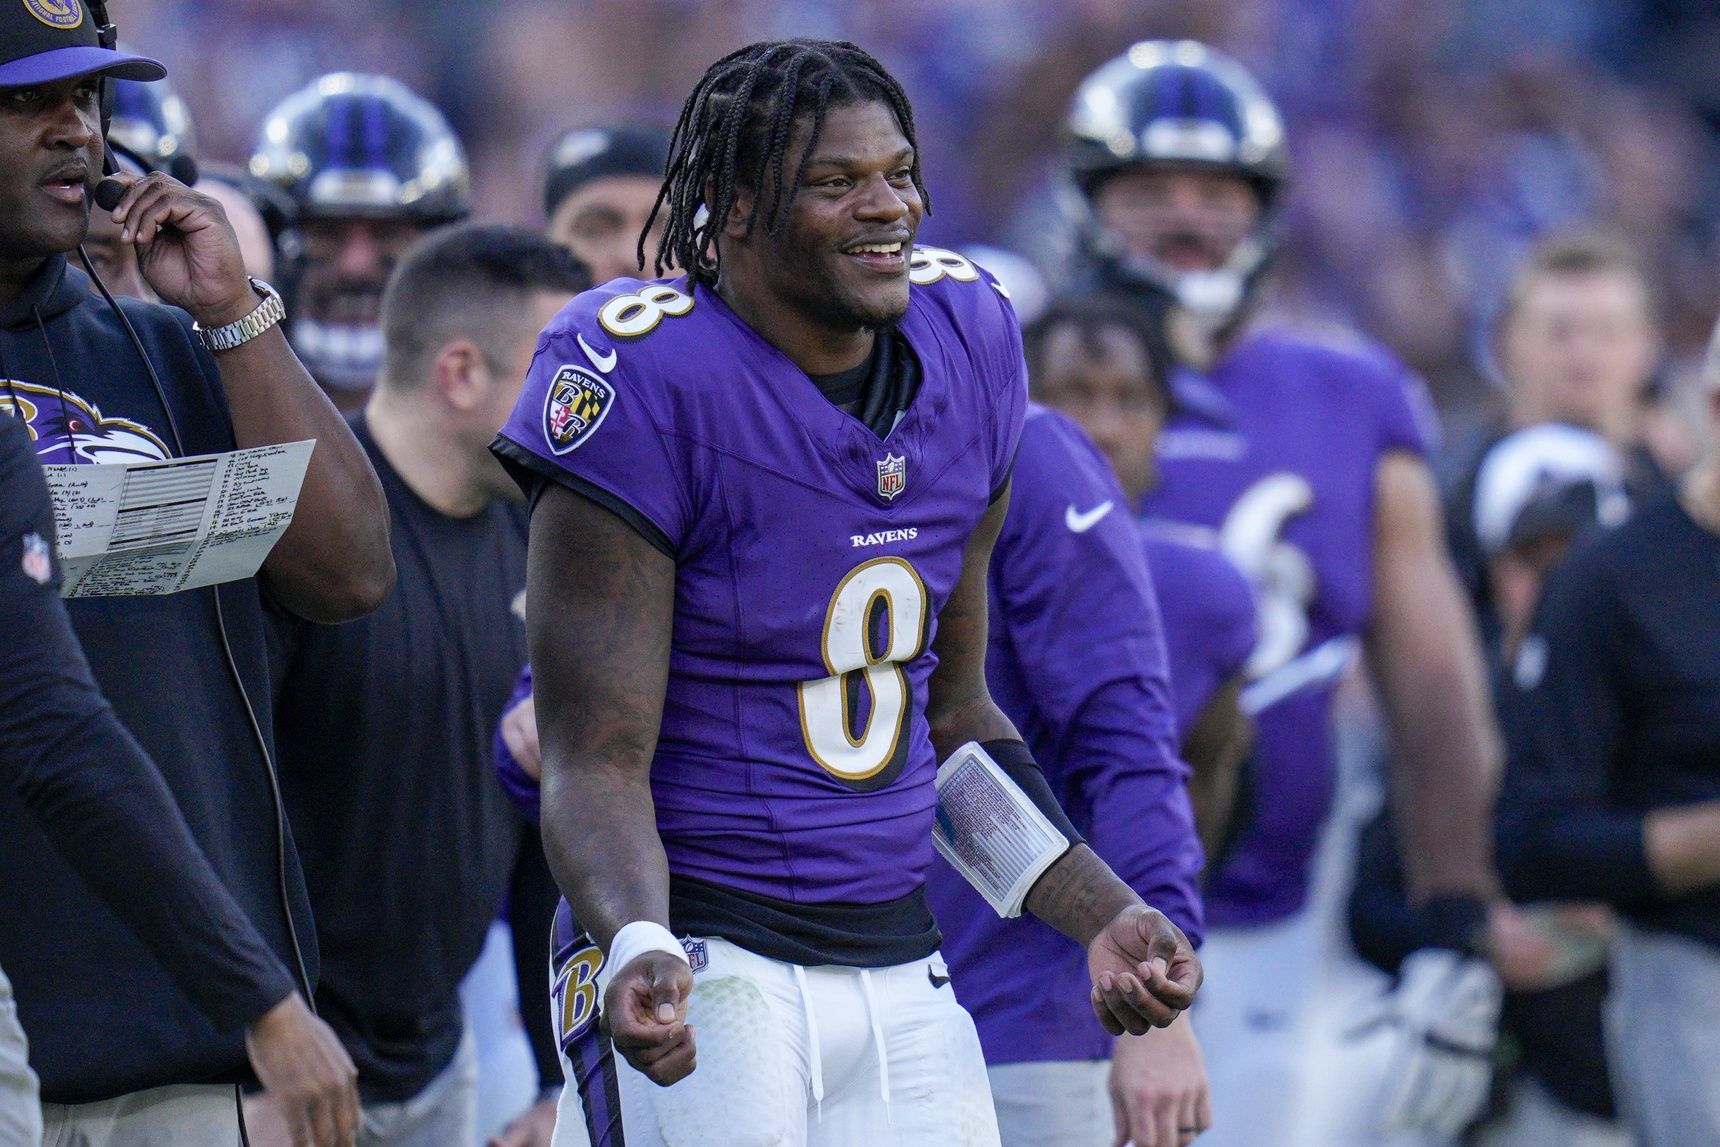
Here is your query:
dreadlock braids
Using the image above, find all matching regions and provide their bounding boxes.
[643,39,927,285]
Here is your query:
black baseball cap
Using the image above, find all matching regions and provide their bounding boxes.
[543,124,669,217]
[0,0,165,89]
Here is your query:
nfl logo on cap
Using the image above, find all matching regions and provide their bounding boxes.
[876,453,906,501]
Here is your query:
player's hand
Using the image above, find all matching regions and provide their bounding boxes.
[1088,905,1201,1035]
[604,950,697,1087]
[488,1093,558,1146]
[244,992,359,1147]
[1110,1019,1211,1146]
[501,692,542,780]
[102,171,255,330]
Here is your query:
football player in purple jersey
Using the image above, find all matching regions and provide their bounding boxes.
[1064,42,1500,1145]
[490,40,1203,1147]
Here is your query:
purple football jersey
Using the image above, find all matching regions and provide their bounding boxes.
[494,251,1025,913]
[926,405,1203,1065]
[1141,520,1257,738]
[1142,326,1431,927]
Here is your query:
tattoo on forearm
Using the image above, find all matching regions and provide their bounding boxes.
[1024,844,1140,946]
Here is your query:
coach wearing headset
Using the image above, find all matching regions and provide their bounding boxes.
[0,6,392,1146]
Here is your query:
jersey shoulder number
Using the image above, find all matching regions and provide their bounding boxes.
[596,282,695,339]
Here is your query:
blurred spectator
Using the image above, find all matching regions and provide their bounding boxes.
[541,123,669,285]
[1443,232,1673,652]
[1496,319,1720,1147]
[111,2,1720,430]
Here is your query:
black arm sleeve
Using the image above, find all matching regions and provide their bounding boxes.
[509,822,564,1094]
[0,418,296,1032]
[1495,556,1659,905]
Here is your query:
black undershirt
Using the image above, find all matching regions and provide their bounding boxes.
[807,327,921,439]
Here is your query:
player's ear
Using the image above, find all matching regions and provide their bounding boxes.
[432,337,488,413]
[721,181,755,240]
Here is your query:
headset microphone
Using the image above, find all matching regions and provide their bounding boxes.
[94,179,126,212]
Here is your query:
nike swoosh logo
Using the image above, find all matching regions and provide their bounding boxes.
[1065,501,1115,533]
[928,967,951,989]
[577,333,617,374]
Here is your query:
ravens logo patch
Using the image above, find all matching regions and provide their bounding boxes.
[543,365,615,455]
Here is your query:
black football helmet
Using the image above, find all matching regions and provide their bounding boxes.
[1066,41,1289,328]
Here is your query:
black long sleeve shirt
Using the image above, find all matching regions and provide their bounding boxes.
[0,414,294,1038]
[1498,495,1720,950]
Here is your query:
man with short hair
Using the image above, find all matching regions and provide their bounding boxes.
[256,223,587,1147]
[494,38,1201,1147]
[251,74,470,409]
[1444,231,1668,650]
[542,124,670,285]
[0,4,393,1144]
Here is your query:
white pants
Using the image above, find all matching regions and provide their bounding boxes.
[41,1085,234,1147]
[553,938,998,1147]
[0,967,40,1147]
[986,1061,1109,1147]
[1606,924,1720,1147]
[1187,912,1319,1147]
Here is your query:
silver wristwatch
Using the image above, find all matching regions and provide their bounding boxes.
[193,278,286,353]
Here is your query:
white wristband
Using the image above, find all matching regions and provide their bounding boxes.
[602,921,689,996]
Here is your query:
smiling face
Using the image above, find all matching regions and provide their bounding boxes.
[726,99,923,336]
[0,74,103,280]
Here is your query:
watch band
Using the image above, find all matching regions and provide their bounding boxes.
[194,278,286,353]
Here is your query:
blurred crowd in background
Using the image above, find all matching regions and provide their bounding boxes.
[120,0,1720,437]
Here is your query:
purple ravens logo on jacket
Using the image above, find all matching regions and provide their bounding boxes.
[2,380,170,465]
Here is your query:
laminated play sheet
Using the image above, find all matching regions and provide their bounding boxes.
[44,440,314,598]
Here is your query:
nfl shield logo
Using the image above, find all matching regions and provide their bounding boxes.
[20,532,51,586]
[683,938,708,973]
[543,365,616,455]
[876,453,906,501]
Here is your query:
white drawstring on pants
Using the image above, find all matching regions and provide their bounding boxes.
[859,968,893,1125]
[791,965,894,1126]
[792,964,826,1121]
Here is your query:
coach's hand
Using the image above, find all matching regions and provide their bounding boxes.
[246,992,360,1147]
[1088,905,1201,1036]
[102,171,256,330]
[605,951,697,1086]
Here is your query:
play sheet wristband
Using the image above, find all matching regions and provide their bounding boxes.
[933,741,1073,918]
